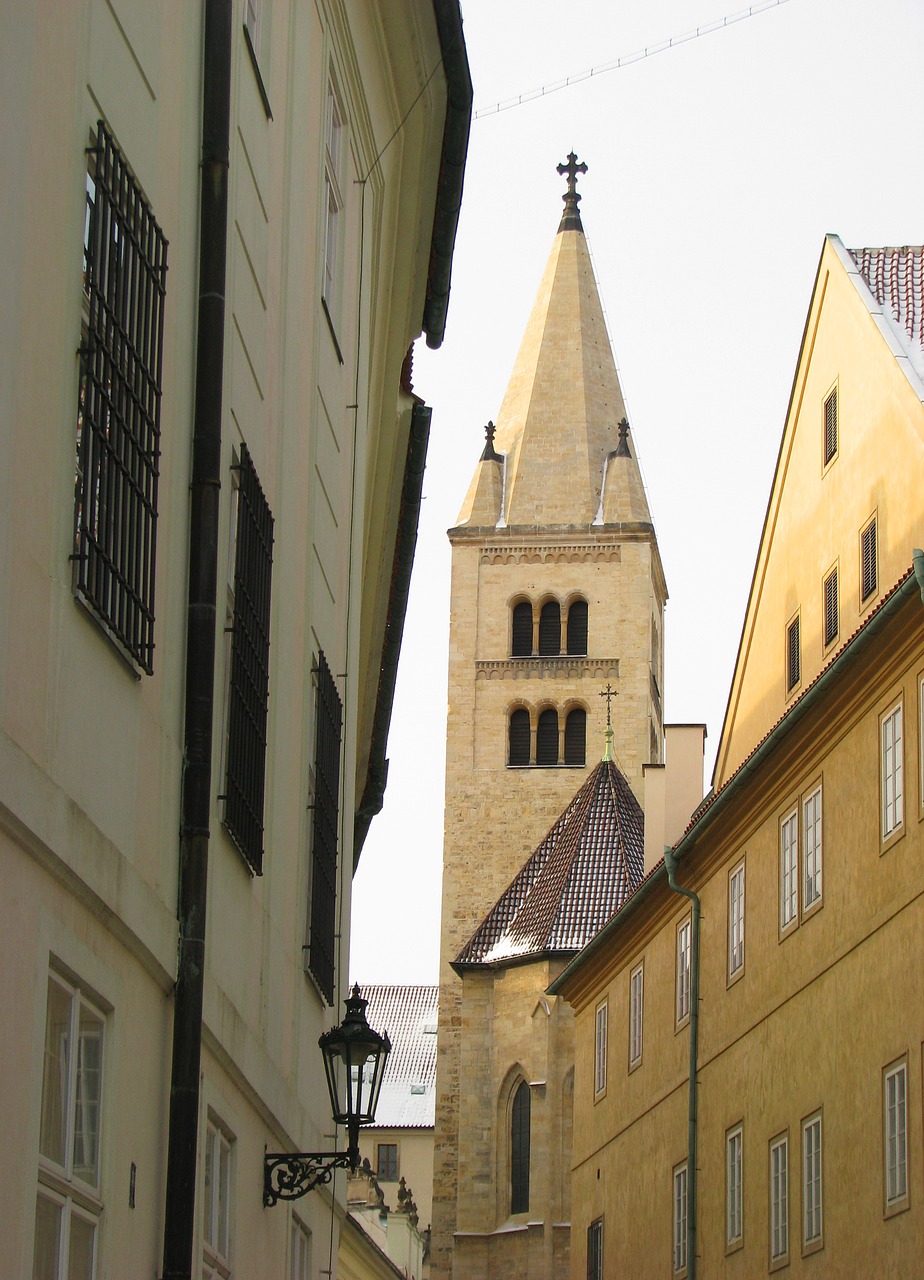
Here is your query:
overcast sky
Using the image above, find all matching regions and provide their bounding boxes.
[350,0,924,985]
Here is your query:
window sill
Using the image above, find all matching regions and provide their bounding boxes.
[880,823,905,856]
[769,1250,790,1273]
[724,1235,743,1256]
[884,1195,910,1221]
[73,589,145,680]
[726,964,745,989]
[801,1236,824,1258]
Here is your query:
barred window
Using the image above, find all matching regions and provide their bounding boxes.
[73,120,168,672]
[223,446,274,873]
[587,1218,603,1280]
[307,651,343,1004]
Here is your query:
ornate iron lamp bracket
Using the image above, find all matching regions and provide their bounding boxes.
[264,1150,353,1206]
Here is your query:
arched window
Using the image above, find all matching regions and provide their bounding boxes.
[536,708,559,765]
[508,708,530,766]
[511,1080,531,1214]
[511,601,533,657]
[538,601,561,655]
[567,598,588,655]
[564,708,586,765]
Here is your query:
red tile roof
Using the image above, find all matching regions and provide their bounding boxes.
[849,245,924,380]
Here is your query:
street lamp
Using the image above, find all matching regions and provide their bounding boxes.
[263,984,391,1206]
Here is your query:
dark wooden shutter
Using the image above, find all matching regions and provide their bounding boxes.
[308,651,342,1003]
[567,599,588,655]
[787,616,800,692]
[508,708,530,766]
[824,568,838,647]
[861,519,877,601]
[511,1081,530,1214]
[564,708,586,765]
[536,708,559,765]
[511,601,533,656]
[225,445,274,873]
[824,388,838,465]
[538,601,561,655]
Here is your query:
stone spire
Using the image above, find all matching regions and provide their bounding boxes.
[455,155,653,531]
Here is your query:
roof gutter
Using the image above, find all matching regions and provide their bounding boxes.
[354,402,431,865]
[550,553,924,997]
[422,0,472,349]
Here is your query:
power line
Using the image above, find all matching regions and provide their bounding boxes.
[474,0,792,119]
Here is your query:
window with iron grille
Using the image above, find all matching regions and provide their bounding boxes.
[861,517,878,603]
[823,387,838,466]
[508,707,531,766]
[823,566,838,648]
[307,651,342,1004]
[567,598,588,655]
[223,446,274,874]
[510,1081,530,1213]
[536,708,559,765]
[786,615,801,693]
[564,707,586,765]
[586,1218,603,1280]
[73,120,168,672]
[511,601,533,656]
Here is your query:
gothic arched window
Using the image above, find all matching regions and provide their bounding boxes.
[566,598,588,655]
[564,707,586,765]
[511,601,533,657]
[538,601,561,655]
[508,708,530,766]
[536,708,559,765]
[511,1080,531,1214]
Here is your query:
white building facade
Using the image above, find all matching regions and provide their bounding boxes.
[0,3,470,1278]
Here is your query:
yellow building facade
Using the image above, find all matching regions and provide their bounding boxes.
[554,239,924,1276]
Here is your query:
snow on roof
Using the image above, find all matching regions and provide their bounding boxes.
[358,984,438,1129]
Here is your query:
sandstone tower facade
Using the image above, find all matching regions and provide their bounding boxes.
[431,159,667,1279]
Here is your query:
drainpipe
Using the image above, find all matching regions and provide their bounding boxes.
[664,843,700,1280]
[162,3,232,1277]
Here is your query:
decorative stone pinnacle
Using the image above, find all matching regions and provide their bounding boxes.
[480,419,502,462]
[556,152,587,232]
[615,417,631,458]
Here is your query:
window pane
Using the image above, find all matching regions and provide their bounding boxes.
[73,1003,104,1185]
[68,1211,96,1280]
[803,789,822,908]
[511,1082,530,1213]
[594,1004,607,1094]
[886,1066,907,1203]
[32,1192,62,1280]
[770,1137,788,1259]
[780,811,798,929]
[40,978,72,1167]
[673,1165,687,1271]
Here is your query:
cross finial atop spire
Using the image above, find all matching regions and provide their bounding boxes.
[600,682,618,761]
[556,152,587,232]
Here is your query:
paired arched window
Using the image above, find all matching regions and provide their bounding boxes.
[509,596,588,657]
[511,1081,531,1214]
[507,706,586,767]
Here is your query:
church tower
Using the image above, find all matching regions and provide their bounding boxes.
[431,158,667,1279]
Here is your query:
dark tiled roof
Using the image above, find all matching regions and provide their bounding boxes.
[358,985,438,1128]
[454,760,644,967]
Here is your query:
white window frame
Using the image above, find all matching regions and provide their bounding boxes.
[884,1060,908,1214]
[594,1000,608,1098]
[290,1215,311,1280]
[769,1133,789,1266]
[726,1124,743,1247]
[780,808,798,934]
[728,861,745,980]
[203,1116,234,1279]
[35,972,106,1280]
[321,74,344,321]
[672,1161,688,1274]
[629,963,644,1070]
[881,701,903,841]
[802,784,823,913]
[676,918,691,1026]
[801,1112,823,1252]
